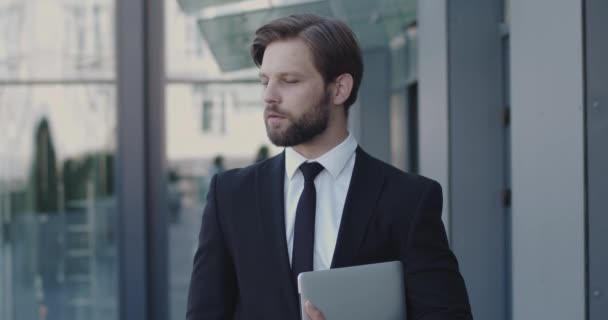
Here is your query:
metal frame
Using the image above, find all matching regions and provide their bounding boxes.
[585,0,608,318]
[145,0,168,318]
[446,1,506,319]
[510,1,586,319]
[116,0,167,319]
[0,80,114,85]
[418,0,450,234]
[357,47,392,163]
[419,2,507,317]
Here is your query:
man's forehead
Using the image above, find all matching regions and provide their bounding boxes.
[265,37,310,53]
[259,39,316,73]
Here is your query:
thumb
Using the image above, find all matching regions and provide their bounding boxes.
[304,300,325,320]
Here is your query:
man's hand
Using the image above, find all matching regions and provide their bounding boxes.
[304,300,326,320]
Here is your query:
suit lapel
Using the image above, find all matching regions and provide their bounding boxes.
[331,147,385,268]
[256,152,299,314]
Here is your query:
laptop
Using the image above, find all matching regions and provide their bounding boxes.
[297,261,407,320]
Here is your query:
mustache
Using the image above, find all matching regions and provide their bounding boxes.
[264,105,289,118]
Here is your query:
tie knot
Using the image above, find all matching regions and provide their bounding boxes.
[299,162,324,182]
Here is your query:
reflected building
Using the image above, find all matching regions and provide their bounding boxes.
[1,1,117,320]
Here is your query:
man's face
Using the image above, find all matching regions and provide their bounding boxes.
[259,38,331,147]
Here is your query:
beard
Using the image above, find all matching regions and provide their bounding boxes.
[264,90,331,147]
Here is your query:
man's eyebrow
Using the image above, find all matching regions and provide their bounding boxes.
[259,71,305,78]
[282,72,305,77]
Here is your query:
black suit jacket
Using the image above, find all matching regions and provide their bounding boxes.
[187,147,472,319]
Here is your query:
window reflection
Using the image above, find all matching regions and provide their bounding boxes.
[0,86,117,320]
[166,81,281,320]
[0,2,25,75]
[0,0,115,80]
[0,2,118,317]
[166,0,222,78]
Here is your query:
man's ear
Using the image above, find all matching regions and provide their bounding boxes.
[330,73,354,106]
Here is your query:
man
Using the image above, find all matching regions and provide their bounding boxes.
[187,14,472,320]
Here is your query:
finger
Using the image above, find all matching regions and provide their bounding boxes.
[304,300,325,320]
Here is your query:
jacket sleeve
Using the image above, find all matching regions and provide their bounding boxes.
[402,180,473,320]
[186,174,237,320]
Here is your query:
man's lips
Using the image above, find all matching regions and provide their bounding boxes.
[266,111,286,120]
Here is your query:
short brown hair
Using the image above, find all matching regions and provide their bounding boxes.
[251,14,363,115]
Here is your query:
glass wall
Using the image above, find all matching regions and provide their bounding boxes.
[0,1,118,320]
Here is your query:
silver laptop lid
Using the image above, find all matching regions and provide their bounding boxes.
[298,261,406,320]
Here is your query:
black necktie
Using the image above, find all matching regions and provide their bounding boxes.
[292,162,324,287]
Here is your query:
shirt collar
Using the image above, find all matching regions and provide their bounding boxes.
[285,133,358,180]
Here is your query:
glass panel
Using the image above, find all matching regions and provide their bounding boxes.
[166,0,223,78]
[166,82,281,320]
[197,1,333,72]
[0,85,117,320]
[390,91,408,171]
[503,0,510,24]
[0,0,115,80]
[177,0,242,14]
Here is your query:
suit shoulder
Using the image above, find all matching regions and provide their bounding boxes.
[363,152,439,190]
[215,164,256,183]
[213,153,280,189]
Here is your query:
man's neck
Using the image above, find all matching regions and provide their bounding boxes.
[293,126,349,160]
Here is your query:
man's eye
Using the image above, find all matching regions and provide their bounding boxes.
[284,79,298,84]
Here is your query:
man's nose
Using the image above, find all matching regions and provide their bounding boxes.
[263,81,281,104]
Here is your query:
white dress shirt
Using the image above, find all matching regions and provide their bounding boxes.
[284,133,357,271]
